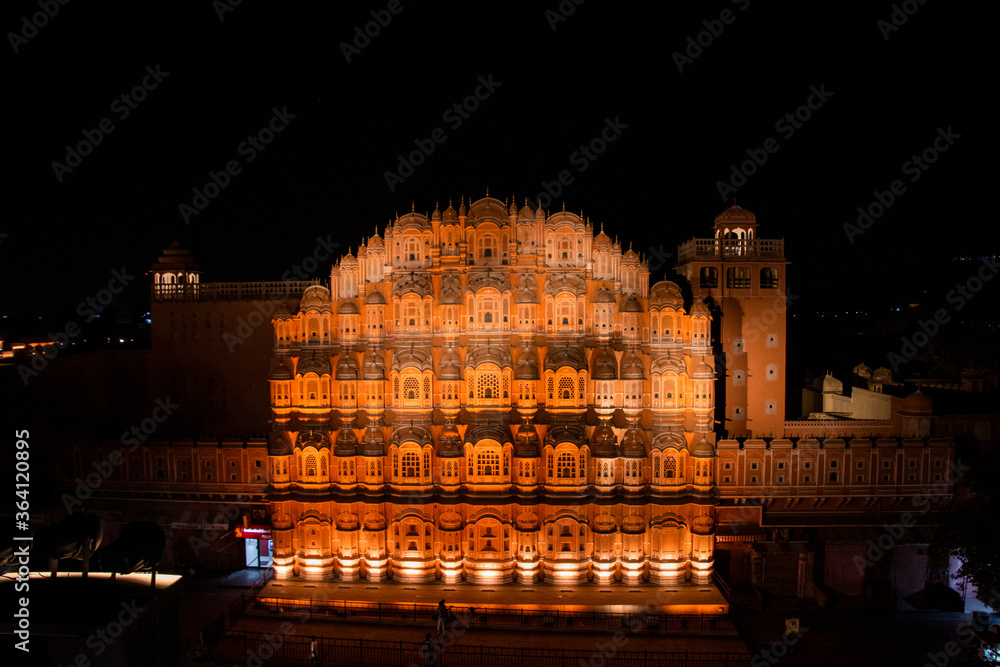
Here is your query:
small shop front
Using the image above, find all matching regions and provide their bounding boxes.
[236,525,273,568]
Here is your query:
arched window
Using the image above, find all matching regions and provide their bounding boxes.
[476,372,499,401]
[304,453,317,477]
[556,452,576,479]
[476,449,500,477]
[664,456,676,479]
[401,451,420,478]
[760,267,778,288]
[699,267,718,288]
[403,376,419,406]
[726,267,750,288]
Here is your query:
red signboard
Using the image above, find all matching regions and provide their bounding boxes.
[236,525,272,539]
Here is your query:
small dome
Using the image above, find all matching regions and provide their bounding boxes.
[336,353,359,380]
[268,430,293,456]
[301,285,332,312]
[515,289,537,304]
[544,345,588,372]
[621,515,646,534]
[650,281,684,309]
[593,514,617,534]
[515,347,540,380]
[513,423,541,458]
[364,290,386,305]
[299,430,328,450]
[518,203,534,220]
[690,437,715,457]
[714,204,757,226]
[509,200,518,215]
[362,350,385,379]
[438,346,462,380]
[592,287,615,303]
[620,427,645,458]
[269,361,292,381]
[392,424,432,446]
[338,300,360,315]
[545,423,589,448]
[437,423,463,458]
[443,202,457,220]
[621,352,644,380]
[621,296,643,313]
[465,422,513,446]
[534,206,545,220]
[591,422,619,458]
[360,425,386,457]
[297,353,331,376]
[903,389,933,414]
[594,229,612,249]
[591,348,618,380]
[693,360,714,379]
[334,427,358,456]
[822,372,843,394]
[152,240,199,272]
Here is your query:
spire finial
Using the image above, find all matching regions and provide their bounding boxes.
[600,221,604,233]
[485,185,489,197]
[562,202,566,212]
[411,201,415,213]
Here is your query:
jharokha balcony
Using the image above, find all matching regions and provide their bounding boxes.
[676,237,784,263]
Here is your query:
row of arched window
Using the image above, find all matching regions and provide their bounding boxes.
[276,446,709,488]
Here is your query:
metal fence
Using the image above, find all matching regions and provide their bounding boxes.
[244,596,735,635]
[205,630,750,667]
[201,571,270,647]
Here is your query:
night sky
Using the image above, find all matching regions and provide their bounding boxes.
[3,1,994,325]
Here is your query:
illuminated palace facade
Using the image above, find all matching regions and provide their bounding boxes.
[265,196,732,585]
[118,196,953,595]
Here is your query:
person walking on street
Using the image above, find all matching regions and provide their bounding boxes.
[310,636,319,667]
[421,632,438,666]
[437,599,447,633]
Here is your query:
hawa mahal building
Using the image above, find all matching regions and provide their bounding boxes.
[60,196,955,599]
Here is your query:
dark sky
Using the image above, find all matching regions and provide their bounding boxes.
[3,1,994,322]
